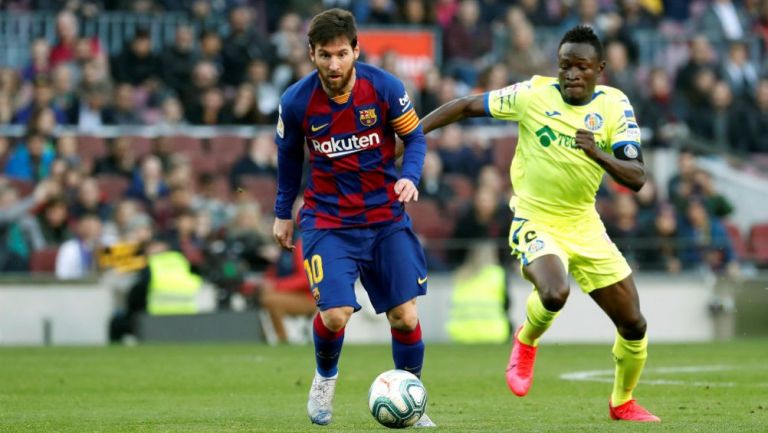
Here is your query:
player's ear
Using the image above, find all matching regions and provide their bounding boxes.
[308,44,315,62]
[598,60,606,73]
[353,44,360,61]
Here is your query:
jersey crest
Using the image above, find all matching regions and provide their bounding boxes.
[359,107,377,127]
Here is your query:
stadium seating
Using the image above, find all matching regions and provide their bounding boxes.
[95,175,130,199]
[724,221,748,261]
[492,136,517,174]
[238,175,277,210]
[748,223,768,267]
[30,247,59,273]
[77,136,107,160]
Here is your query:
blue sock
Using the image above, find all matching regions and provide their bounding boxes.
[313,314,344,377]
[391,322,425,378]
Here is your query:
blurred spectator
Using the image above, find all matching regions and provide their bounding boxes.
[746,78,768,153]
[637,203,681,273]
[678,199,738,276]
[692,169,734,219]
[180,61,220,116]
[419,150,455,210]
[667,149,698,211]
[603,40,638,102]
[70,177,112,222]
[161,25,198,97]
[721,40,758,101]
[399,0,432,25]
[634,176,660,228]
[221,6,274,87]
[194,173,234,230]
[449,185,510,265]
[0,180,52,271]
[257,238,315,344]
[125,155,169,208]
[69,83,112,131]
[636,67,687,148]
[605,193,641,267]
[618,0,658,32]
[244,59,280,122]
[12,76,68,125]
[675,35,718,104]
[106,83,143,125]
[229,84,261,125]
[50,64,77,118]
[437,125,489,176]
[698,0,750,42]
[37,197,72,245]
[561,0,602,33]
[55,212,102,279]
[49,11,103,68]
[22,38,51,83]
[55,134,81,168]
[688,80,749,152]
[229,133,277,190]
[518,0,554,26]
[4,132,55,182]
[187,87,232,125]
[270,12,304,62]
[504,21,550,83]
[93,136,138,180]
[110,28,161,89]
[156,96,187,128]
[442,0,493,86]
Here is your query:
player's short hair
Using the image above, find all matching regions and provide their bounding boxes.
[308,8,357,49]
[559,25,603,61]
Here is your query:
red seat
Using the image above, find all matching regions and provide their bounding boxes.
[748,223,768,266]
[77,136,107,159]
[443,174,474,201]
[7,178,34,196]
[30,247,59,273]
[124,136,153,158]
[191,155,219,175]
[210,135,246,170]
[407,199,454,239]
[238,175,277,210]
[723,221,748,261]
[96,175,129,198]
[163,135,203,157]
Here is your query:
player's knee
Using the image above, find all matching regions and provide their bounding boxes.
[538,283,570,311]
[321,309,351,332]
[619,315,647,340]
[386,306,419,330]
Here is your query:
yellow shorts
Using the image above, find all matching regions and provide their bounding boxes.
[508,215,632,293]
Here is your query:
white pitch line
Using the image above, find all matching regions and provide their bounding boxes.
[560,365,741,387]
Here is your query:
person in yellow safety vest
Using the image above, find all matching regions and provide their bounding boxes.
[447,241,511,343]
[109,240,203,342]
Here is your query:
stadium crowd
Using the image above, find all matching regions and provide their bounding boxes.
[0,0,764,292]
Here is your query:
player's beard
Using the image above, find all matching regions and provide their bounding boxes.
[320,66,354,95]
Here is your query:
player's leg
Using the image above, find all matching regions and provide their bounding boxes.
[506,218,571,396]
[589,277,659,422]
[363,221,435,427]
[260,290,317,343]
[302,228,365,425]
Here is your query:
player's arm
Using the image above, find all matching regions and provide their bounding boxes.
[273,101,304,251]
[388,79,426,203]
[420,94,487,134]
[576,129,646,191]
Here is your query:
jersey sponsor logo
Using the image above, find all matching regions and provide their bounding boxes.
[536,125,557,147]
[276,105,285,138]
[311,131,381,158]
[536,124,606,150]
[528,239,545,253]
[399,91,412,112]
[584,113,603,131]
[310,122,329,132]
[623,144,639,159]
[545,111,561,117]
[359,108,377,127]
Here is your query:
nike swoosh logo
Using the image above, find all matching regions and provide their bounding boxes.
[417,276,428,285]
[310,123,329,132]
[545,111,560,117]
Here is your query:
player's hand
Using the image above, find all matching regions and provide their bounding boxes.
[575,129,599,159]
[394,178,419,203]
[272,217,295,251]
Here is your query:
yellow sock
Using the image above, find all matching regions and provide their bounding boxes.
[518,291,559,346]
[611,331,648,406]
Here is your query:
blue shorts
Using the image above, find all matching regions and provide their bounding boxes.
[300,216,428,314]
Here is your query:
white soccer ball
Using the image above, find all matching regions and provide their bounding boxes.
[368,369,427,428]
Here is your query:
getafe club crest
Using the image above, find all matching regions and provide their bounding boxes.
[584,113,603,131]
[359,108,377,127]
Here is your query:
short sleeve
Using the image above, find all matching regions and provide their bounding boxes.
[485,80,534,121]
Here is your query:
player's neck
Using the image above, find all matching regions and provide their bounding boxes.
[322,67,356,98]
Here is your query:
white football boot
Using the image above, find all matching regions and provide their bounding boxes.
[307,371,338,425]
[414,413,437,428]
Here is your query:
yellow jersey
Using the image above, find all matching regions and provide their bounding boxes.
[485,75,641,223]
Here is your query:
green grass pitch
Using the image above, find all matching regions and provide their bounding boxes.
[1,340,766,432]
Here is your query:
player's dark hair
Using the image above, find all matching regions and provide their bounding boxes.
[559,25,603,61]
[308,8,357,49]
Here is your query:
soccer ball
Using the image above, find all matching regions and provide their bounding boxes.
[368,369,427,428]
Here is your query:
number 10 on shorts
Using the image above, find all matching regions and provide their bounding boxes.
[303,255,324,287]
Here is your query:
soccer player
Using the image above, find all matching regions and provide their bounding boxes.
[420,25,660,422]
[272,8,435,427]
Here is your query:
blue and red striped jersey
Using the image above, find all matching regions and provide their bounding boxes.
[275,62,426,230]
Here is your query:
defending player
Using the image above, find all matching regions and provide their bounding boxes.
[272,9,435,427]
[420,26,660,422]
